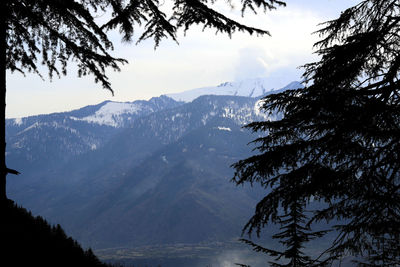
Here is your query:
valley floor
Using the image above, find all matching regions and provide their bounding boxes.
[96,241,269,267]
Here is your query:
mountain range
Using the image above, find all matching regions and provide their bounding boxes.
[6,78,303,254]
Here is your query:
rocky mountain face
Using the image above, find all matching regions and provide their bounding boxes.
[6,79,303,249]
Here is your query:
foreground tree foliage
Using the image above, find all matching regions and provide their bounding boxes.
[233,0,400,266]
[1,0,287,202]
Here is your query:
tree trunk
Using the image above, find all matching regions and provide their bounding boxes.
[0,0,7,202]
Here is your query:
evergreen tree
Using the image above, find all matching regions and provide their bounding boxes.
[238,176,327,266]
[1,0,286,202]
[233,0,400,265]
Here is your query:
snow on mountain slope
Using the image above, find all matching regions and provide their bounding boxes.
[70,102,143,127]
[167,77,300,102]
[67,96,183,128]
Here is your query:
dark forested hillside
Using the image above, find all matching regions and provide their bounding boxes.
[1,200,109,267]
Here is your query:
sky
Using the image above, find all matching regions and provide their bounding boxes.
[6,0,360,118]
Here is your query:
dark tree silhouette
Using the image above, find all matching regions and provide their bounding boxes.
[1,0,287,202]
[1,201,111,267]
[233,0,400,266]
[238,177,327,266]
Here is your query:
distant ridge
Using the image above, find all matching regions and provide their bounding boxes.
[167,77,303,102]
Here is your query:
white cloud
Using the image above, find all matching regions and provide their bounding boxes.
[233,47,270,81]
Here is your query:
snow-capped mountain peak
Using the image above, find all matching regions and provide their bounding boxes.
[167,77,297,102]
